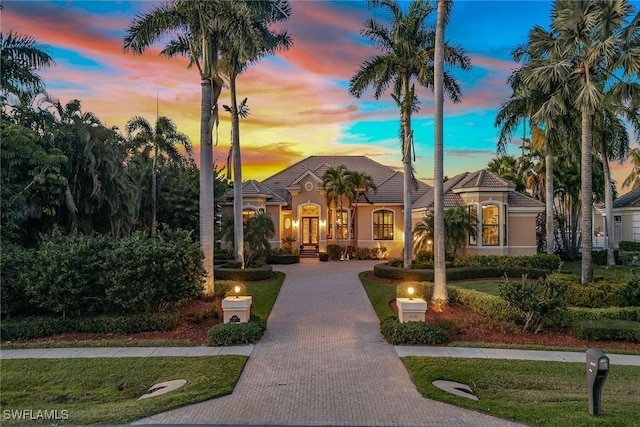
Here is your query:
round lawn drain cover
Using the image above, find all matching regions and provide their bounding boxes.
[432,380,479,401]
[139,379,187,399]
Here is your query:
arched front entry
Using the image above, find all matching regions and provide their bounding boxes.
[299,204,320,246]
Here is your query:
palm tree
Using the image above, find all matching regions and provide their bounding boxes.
[243,212,275,267]
[413,205,476,259]
[125,115,191,235]
[594,87,640,264]
[349,0,470,268]
[322,165,354,257]
[220,1,292,267]
[487,155,526,192]
[623,147,640,190]
[0,31,54,102]
[123,0,284,292]
[517,0,640,284]
[345,170,377,246]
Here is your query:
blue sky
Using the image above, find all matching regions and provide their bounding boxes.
[3,0,638,190]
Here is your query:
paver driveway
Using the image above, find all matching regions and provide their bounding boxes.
[134,258,523,426]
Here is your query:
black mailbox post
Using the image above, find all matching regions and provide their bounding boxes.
[586,348,610,415]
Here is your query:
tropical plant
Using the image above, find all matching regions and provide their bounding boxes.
[623,147,640,190]
[125,115,191,235]
[413,204,477,259]
[0,30,54,102]
[322,165,354,257]
[349,0,470,269]
[243,212,275,267]
[345,170,377,245]
[221,1,292,267]
[516,0,640,284]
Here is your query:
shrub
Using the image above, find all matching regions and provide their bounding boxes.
[224,260,243,268]
[499,275,567,333]
[213,280,243,298]
[27,233,114,317]
[572,319,640,341]
[620,276,640,307]
[354,246,373,260]
[326,244,344,260]
[619,241,640,251]
[319,252,329,262]
[619,251,640,266]
[561,307,640,327]
[104,229,204,313]
[396,281,432,299]
[0,243,40,318]
[214,264,273,281]
[379,315,448,345]
[415,251,433,263]
[453,254,561,271]
[207,315,267,346]
[591,249,620,265]
[0,312,179,341]
[453,288,524,327]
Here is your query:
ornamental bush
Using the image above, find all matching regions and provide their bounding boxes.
[619,241,640,251]
[207,315,267,346]
[380,315,448,345]
[499,275,567,333]
[0,243,40,318]
[572,319,640,341]
[620,276,640,307]
[326,244,344,260]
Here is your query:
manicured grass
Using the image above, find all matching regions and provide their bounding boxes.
[1,339,197,350]
[0,356,246,425]
[448,341,640,355]
[359,271,396,320]
[245,271,285,320]
[561,261,638,281]
[403,357,640,427]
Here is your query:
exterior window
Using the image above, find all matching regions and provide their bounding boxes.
[336,210,348,240]
[482,204,500,246]
[503,205,508,246]
[614,215,622,223]
[468,205,477,246]
[373,210,394,240]
[328,209,334,239]
[242,208,257,223]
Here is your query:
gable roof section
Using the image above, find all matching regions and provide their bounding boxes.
[261,156,429,205]
[614,187,640,209]
[224,179,286,204]
[413,169,541,210]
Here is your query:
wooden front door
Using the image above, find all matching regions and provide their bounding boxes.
[302,217,319,245]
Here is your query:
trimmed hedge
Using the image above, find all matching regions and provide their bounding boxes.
[319,252,329,262]
[266,254,300,265]
[619,251,640,266]
[0,312,179,341]
[619,241,640,251]
[207,315,267,346]
[551,273,626,308]
[452,288,525,326]
[561,306,640,327]
[572,319,640,341]
[214,265,274,281]
[374,263,545,282]
[380,315,448,345]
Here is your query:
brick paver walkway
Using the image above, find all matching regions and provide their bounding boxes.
[134,258,523,426]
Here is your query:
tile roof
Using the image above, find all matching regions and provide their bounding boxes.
[224,180,286,204]
[614,187,640,208]
[413,169,541,210]
[260,156,429,205]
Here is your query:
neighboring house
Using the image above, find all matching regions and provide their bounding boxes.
[412,170,544,256]
[597,187,640,248]
[222,156,544,258]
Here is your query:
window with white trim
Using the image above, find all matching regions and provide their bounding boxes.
[481,204,500,246]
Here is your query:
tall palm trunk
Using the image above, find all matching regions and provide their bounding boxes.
[402,76,413,269]
[601,151,615,265]
[230,75,244,268]
[545,145,554,254]
[432,0,447,307]
[581,106,593,284]
[200,76,215,294]
[151,144,158,236]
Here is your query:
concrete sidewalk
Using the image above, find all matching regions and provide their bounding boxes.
[3,345,638,367]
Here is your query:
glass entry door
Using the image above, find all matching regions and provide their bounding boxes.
[302,217,319,245]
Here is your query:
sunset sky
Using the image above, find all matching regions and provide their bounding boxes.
[3,0,638,194]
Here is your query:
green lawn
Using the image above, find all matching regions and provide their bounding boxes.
[0,356,246,425]
[561,261,638,281]
[246,271,285,320]
[359,271,396,320]
[449,280,502,296]
[404,357,640,427]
